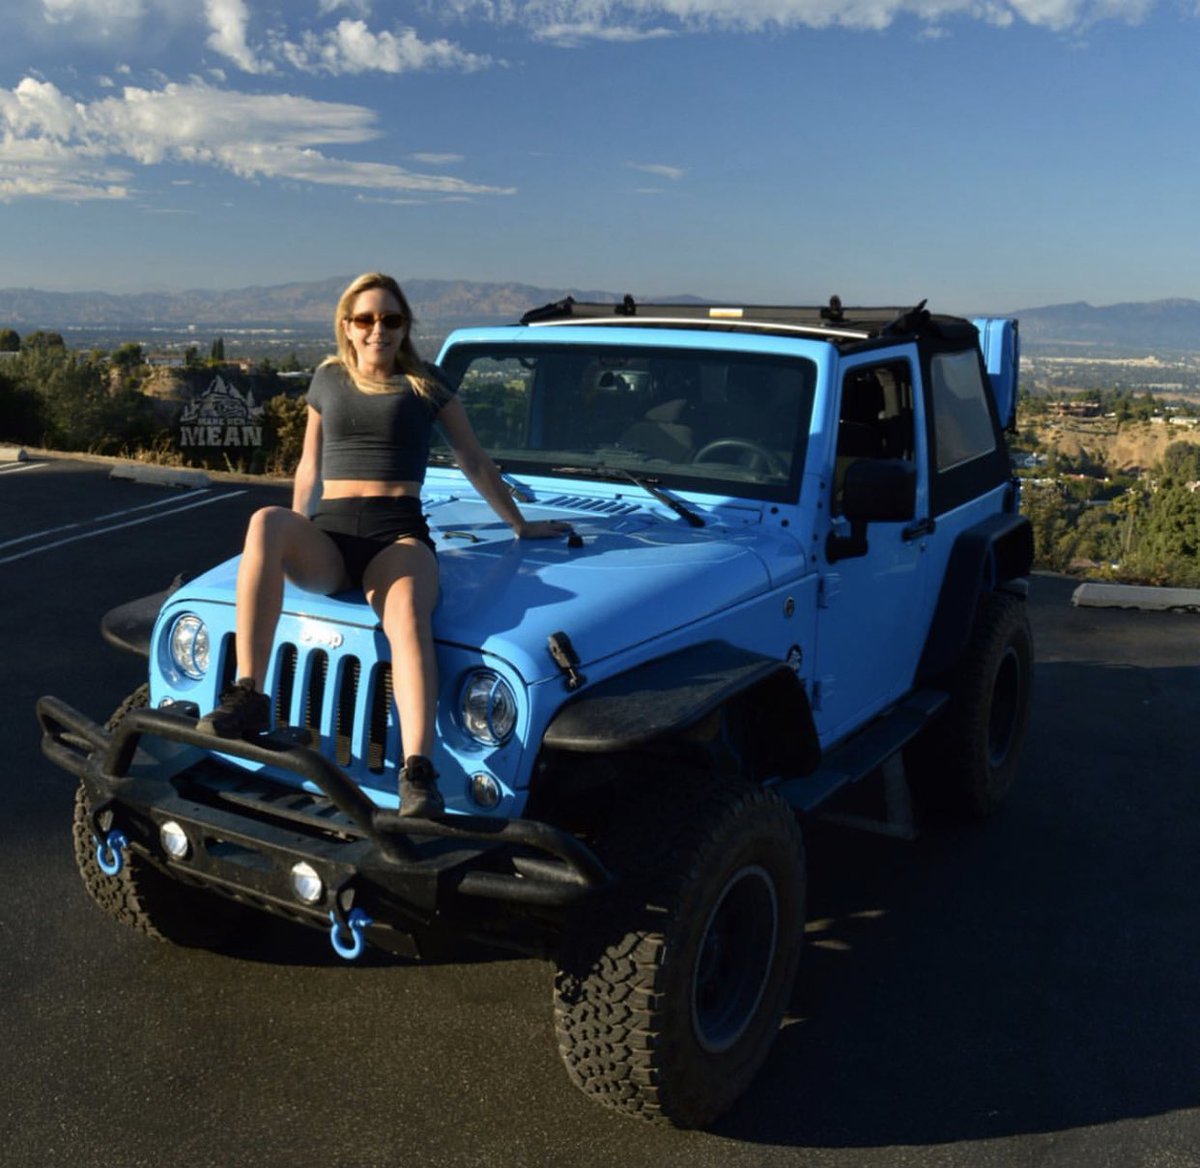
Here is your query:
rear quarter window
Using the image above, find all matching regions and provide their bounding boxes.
[930,350,996,472]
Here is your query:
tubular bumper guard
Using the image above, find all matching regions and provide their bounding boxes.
[36,695,613,956]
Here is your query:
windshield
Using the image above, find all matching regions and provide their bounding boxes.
[437,342,816,502]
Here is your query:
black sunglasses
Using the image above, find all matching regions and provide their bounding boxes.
[347,312,406,331]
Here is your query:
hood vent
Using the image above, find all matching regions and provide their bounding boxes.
[539,494,640,516]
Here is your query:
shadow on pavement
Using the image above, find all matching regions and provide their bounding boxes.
[715,654,1200,1147]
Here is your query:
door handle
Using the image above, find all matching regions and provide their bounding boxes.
[902,517,935,541]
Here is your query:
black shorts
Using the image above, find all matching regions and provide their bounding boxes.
[311,496,436,592]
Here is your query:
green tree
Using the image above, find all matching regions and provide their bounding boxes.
[23,330,65,350]
[111,342,145,372]
[1069,506,1121,567]
[1128,483,1200,586]
[261,392,308,475]
[0,328,19,351]
[1110,486,1146,561]
[8,347,156,454]
[210,337,225,362]
[0,366,44,444]
[1159,440,1200,486]
[1021,481,1074,572]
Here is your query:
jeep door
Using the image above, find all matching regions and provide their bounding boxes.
[812,351,937,745]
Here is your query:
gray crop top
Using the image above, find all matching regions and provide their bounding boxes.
[305,361,455,483]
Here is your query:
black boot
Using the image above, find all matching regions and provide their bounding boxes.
[197,677,270,738]
[398,755,444,818]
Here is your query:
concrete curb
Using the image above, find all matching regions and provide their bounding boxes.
[16,447,289,488]
[0,446,29,463]
[109,463,212,490]
[1071,581,1200,613]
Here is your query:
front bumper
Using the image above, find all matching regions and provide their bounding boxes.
[36,695,612,958]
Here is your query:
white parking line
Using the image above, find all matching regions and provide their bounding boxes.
[0,490,214,552]
[0,461,47,474]
[0,490,248,566]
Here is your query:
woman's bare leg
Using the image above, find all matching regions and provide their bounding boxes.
[362,539,440,759]
[235,506,347,684]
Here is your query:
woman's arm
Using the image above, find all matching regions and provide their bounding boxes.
[437,397,568,539]
[291,406,323,516]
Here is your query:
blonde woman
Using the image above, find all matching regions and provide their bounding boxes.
[198,272,568,815]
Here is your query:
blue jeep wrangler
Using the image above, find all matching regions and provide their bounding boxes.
[37,297,1032,1128]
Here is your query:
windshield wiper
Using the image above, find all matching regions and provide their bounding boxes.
[497,468,534,503]
[549,465,705,528]
[430,451,535,503]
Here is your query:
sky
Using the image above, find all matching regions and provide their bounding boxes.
[1,1,1198,312]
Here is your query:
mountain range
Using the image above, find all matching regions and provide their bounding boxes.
[1,278,1198,354]
[0,278,631,332]
[997,298,1200,354]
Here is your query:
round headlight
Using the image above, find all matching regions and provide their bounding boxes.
[168,614,209,681]
[460,671,517,746]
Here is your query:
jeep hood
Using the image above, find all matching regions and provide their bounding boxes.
[175,497,802,685]
[428,498,799,682]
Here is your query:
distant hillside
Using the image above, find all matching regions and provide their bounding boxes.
[2,279,1198,354]
[1011,299,1200,355]
[0,278,645,331]
[1029,412,1200,475]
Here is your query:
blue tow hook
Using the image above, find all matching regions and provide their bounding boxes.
[328,907,372,961]
[94,830,129,877]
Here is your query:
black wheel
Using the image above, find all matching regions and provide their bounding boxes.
[913,590,1033,817]
[553,777,805,1128]
[73,684,255,947]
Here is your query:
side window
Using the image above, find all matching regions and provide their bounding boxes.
[929,350,996,471]
[834,360,914,512]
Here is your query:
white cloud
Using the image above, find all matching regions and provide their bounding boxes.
[411,153,466,164]
[627,161,686,180]
[33,0,196,37]
[40,0,150,28]
[17,0,1169,88]
[0,134,133,201]
[1006,0,1155,29]
[444,0,1161,36]
[25,1,493,76]
[204,0,267,73]
[277,18,491,75]
[534,20,676,43]
[0,76,515,201]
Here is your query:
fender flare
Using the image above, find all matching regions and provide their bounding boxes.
[917,513,1033,682]
[542,639,820,777]
[100,574,187,658]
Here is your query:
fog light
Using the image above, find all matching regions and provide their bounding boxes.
[469,772,502,810]
[290,861,324,905]
[160,820,190,860]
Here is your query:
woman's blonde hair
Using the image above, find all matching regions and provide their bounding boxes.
[323,272,444,405]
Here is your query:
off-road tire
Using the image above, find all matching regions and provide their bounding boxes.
[913,590,1033,817]
[553,776,805,1129]
[72,684,255,947]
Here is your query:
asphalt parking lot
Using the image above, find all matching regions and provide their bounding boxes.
[2,453,1199,1168]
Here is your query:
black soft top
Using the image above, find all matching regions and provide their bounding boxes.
[519,295,981,351]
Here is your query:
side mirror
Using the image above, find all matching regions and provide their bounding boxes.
[827,459,916,563]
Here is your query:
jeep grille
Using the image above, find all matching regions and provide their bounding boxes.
[218,634,393,777]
